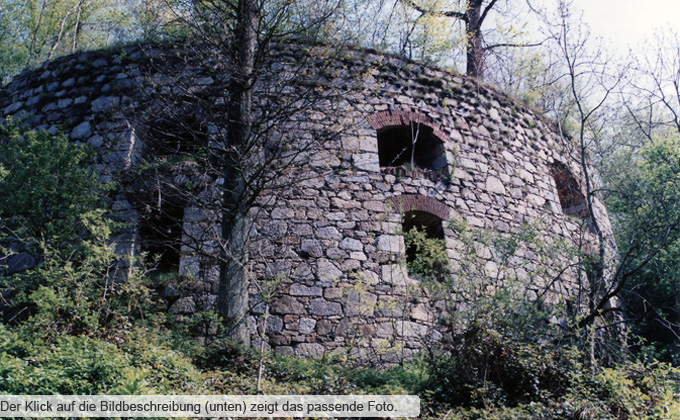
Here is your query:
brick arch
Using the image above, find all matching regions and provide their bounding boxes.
[390,194,450,221]
[367,110,448,143]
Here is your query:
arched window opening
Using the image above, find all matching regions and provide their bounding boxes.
[143,104,209,158]
[551,162,587,218]
[402,210,448,281]
[377,122,448,179]
[139,201,184,273]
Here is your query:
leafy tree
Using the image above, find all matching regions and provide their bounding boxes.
[0,122,102,245]
[527,0,680,369]
[403,227,449,282]
[0,123,153,334]
[606,135,680,362]
[396,0,539,78]
[0,0,179,84]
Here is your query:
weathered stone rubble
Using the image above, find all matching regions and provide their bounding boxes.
[0,41,616,362]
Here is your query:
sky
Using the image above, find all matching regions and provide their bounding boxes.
[570,0,680,52]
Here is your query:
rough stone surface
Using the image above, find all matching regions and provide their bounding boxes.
[309,298,343,316]
[343,290,377,317]
[295,343,325,358]
[298,317,317,334]
[289,284,323,297]
[317,259,343,282]
[4,252,36,275]
[0,41,617,363]
[376,235,405,253]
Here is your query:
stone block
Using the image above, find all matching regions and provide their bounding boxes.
[381,264,408,287]
[486,176,506,194]
[517,168,534,183]
[271,296,305,315]
[352,153,380,172]
[58,98,73,108]
[343,290,377,317]
[92,58,108,67]
[316,319,334,335]
[359,137,378,153]
[326,212,346,221]
[376,235,405,253]
[309,298,343,316]
[298,317,317,334]
[260,220,288,237]
[485,260,499,278]
[266,315,284,333]
[459,157,477,170]
[466,216,485,227]
[324,287,343,299]
[350,251,367,261]
[411,304,431,322]
[290,283,323,296]
[374,322,395,338]
[195,294,217,311]
[339,238,363,251]
[169,297,196,314]
[295,343,325,358]
[395,320,428,338]
[91,96,120,112]
[316,226,342,240]
[318,259,343,282]
[275,346,294,356]
[300,239,323,258]
[272,207,295,219]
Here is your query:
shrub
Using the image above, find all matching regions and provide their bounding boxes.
[0,122,104,244]
[403,227,449,282]
[424,326,580,408]
[0,324,203,394]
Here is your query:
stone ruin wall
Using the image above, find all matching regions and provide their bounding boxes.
[0,42,617,362]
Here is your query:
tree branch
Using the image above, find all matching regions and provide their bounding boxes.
[399,0,466,20]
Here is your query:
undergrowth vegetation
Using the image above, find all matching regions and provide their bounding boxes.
[2,320,679,419]
[1,124,680,419]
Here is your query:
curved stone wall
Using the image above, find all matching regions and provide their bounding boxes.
[1,41,616,361]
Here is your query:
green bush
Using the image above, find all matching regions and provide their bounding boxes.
[424,327,580,408]
[0,323,203,395]
[403,227,449,282]
[0,122,104,244]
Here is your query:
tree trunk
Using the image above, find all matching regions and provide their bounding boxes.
[465,0,484,79]
[216,0,258,345]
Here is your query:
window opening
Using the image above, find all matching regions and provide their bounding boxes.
[402,210,448,281]
[144,106,208,158]
[550,162,587,218]
[377,122,448,178]
[139,201,184,272]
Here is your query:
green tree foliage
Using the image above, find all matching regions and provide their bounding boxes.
[397,219,680,417]
[0,122,102,244]
[1,0,93,80]
[0,0,180,84]
[0,123,202,395]
[0,123,155,332]
[403,226,449,282]
[606,134,680,362]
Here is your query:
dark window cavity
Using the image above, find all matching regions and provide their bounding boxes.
[551,162,587,218]
[377,122,448,177]
[139,201,184,272]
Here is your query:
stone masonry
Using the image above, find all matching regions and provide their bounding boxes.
[0,41,617,362]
